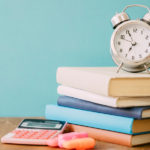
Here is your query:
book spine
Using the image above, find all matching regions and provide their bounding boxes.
[56,67,111,96]
[45,105,134,134]
[57,85,117,107]
[68,124,132,147]
[57,96,142,119]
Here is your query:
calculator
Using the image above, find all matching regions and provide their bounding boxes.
[1,119,67,145]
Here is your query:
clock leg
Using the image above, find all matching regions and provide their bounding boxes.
[116,62,123,73]
[144,64,150,73]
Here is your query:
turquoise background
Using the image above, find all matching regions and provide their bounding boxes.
[0,0,149,117]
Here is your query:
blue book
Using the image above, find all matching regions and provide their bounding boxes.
[57,96,150,119]
[45,104,150,135]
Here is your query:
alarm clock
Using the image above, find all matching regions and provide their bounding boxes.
[110,4,150,73]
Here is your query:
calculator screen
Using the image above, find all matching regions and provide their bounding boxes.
[18,119,66,130]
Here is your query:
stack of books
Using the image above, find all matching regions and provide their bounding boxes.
[45,67,150,147]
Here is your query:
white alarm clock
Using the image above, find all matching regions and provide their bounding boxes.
[110,4,150,73]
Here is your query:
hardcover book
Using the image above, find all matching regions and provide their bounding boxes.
[58,85,150,108]
[68,124,150,147]
[56,67,150,97]
[57,95,150,119]
[45,105,150,134]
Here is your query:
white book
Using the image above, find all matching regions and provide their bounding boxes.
[56,67,150,97]
[57,85,150,108]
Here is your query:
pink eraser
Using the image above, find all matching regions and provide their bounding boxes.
[58,132,88,148]
[62,137,96,150]
[47,137,58,147]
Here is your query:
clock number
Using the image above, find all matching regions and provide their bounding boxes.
[126,30,129,34]
[133,28,137,33]
[120,35,125,39]
[139,54,142,58]
[149,43,150,47]
[120,49,123,53]
[145,49,148,53]
[118,41,121,45]
[126,30,131,37]
[141,30,143,35]
[132,56,135,60]
[145,35,149,40]
[125,53,128,57]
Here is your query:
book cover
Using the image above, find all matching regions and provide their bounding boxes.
[58,85,150,108]
[57,95,150,119]
[45,105,150,134]
[56,67,150,97]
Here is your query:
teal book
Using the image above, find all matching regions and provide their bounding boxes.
[45,105,150,135]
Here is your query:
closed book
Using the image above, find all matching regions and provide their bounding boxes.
[57,96,150,119]
[45,105,150,134]
[68,124,150,147]
[56,67,150,97]
[58,85,150,108]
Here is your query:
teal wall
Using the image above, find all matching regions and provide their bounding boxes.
[0,0,149,116]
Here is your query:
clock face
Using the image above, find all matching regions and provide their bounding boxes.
[114,21,150,63]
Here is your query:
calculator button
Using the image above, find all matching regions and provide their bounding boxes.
[34,130,46,138]
[40,130,48,136]
[22,131,35,139]
[13,131,28,138]
[25,132,35,139]
[12,129,57,141]
[40,131,57,139]
[13,134,23,138]
[12,130,21,134]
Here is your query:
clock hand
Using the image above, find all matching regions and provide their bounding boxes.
[125,46,132,58]
[128,46,132,52]
[126,30,137,46]
[132,41,136,46]
[122,38,137,46]
[122,38,132,43]
[126,30,133,41]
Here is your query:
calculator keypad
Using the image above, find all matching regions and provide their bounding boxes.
[12,129,57,140]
